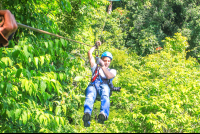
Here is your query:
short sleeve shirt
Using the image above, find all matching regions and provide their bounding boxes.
[91,64,117,80]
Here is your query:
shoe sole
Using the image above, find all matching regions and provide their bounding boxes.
[83,113,91,127]
[98,113,106,124]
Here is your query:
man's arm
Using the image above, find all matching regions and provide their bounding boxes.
[88,41,101,68]
[101,66,115,79]
[96,57,115,79]
[0,10,18,46]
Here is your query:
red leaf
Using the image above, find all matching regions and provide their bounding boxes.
[156,47,162,51]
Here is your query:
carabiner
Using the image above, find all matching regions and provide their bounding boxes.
[95,49,100,57]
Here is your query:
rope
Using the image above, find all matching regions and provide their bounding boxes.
[94,8,108,58]
[1,16,93,47]
[98,1,112,46]
[1,6,110,48]
[17,23,93,47]
[95,7,109,53]
[99,13,108,42]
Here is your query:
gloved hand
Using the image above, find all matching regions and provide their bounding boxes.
[95,41,101,48]
[96,57,104,67]
[0,10,18,47]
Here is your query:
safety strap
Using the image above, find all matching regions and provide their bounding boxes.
[91,66,111,84]
[91,64,99,83]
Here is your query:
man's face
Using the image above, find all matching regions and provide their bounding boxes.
[102,57,111,68]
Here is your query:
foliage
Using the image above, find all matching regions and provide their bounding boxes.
[120,0,200,61]
[0,0,200,133]
[112,33,200,133]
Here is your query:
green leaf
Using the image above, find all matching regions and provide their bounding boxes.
[47,81,52,93]
[62,105,67,115]
[0,61,6,69]
[31,123,36,131]
[40,80,46,93]
[55,82,61,95]
[55,106,61,115]
[45,54,51,64]
[15,109,22,120]
[39,128,46,133]
[60,39,66,47]
[6,110,11,118]
[49,102,53,112]
[44,42,48,48]
[29,83,33,96]
[44,117,48,126]
[23,45,30,58]
[6,83,12,94]
[66,1,72,13]
[16,69,22,78]
[1,57,8,66]
[43,92,49,101]
[59,73,64,81]
[60,117,65,127]
[11,110,15,121]
[34,57,39,69]
[22,111,28,125]
[22,69,31,79]
[74,76,83,81]
[45,114,50,124]
[0,82,7,96]
[25,79,29,92]
[40,56,45,66]
[39,115,44,124]
[55,116,60,126]
[12,50,20,61]
[33,83,38,96]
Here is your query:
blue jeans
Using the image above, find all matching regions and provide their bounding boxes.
[84,78,110,118]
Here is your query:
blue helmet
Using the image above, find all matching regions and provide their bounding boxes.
[101,51,113,60]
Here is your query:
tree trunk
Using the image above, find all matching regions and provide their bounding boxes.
[107,1,112,14]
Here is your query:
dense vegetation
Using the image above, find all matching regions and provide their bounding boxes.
[0,0,200,133]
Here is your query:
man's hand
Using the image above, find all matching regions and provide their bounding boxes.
[95,40,101,48]
[0,10,18,46]
[96,57,104,67]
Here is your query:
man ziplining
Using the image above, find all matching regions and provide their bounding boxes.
[0,10,18,47]
[82,40,117,127]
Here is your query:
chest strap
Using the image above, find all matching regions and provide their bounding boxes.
[91,65,100,82]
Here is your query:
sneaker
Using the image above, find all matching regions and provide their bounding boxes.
[98,112,107,124]
[82,112,91,127]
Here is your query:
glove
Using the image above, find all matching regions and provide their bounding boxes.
[95,41,101,48]
[96,57,104,67]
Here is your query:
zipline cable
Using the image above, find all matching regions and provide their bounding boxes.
[94,8,108,57]
[99,12,108,42]
[1,6,109,48]
[0,16,93,47]
[17,23,93,47]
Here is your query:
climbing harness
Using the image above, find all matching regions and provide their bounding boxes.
[91,64,100,83]
[90,40,101,83]
[90,50,121,100]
